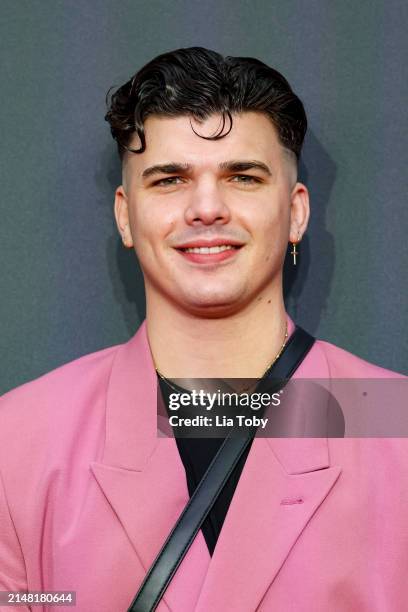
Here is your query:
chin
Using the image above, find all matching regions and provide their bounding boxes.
[176,288,249,318]
[183,303,245,319]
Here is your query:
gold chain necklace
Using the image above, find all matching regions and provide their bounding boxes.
[156,322,289,395]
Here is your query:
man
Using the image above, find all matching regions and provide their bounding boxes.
[0,47,406,612]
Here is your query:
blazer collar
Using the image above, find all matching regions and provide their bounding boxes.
[102,320,159,470]
[101,313,331,474]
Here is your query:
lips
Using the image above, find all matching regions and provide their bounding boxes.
[174,241,243,264]
[174,238,244,250]
[182,244,237,254]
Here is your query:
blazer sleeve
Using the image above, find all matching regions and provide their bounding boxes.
[0,470,30,611]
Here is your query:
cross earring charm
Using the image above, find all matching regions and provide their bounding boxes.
[291,242,298,265]
[291,233,301,265]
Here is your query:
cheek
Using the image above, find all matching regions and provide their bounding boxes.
[242,205,288,242]
[131,205,178,257]
[245,210,290,266]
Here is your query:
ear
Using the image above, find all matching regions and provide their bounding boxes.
[289,182,310,243]
[114,185,134,248]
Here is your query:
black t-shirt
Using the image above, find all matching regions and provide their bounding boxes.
[158,375,254,556]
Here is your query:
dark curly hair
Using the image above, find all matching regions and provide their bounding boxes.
[105,47,307,163]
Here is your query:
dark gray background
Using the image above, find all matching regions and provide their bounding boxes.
[1,0,407,394]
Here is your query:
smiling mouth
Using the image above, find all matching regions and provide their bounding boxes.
[178,245,241,254]
[174,243,243,265]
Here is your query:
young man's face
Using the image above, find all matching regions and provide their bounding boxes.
[115,111,309,317]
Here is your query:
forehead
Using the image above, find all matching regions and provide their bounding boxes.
[125,111,287,174]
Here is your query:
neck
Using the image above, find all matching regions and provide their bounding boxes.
[145,285,288,379]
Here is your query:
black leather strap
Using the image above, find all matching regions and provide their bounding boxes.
[127,326,315,612]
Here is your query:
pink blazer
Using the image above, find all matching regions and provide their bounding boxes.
[0,316,406,612]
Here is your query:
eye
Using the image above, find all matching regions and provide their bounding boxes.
[230,175,262,184]
[153,176,184,186]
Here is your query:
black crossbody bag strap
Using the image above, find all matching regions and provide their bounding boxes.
[127,326,315,612]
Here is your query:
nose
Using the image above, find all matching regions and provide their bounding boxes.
[184,178,231,226]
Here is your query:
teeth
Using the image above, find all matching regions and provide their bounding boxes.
[184,245,236,254]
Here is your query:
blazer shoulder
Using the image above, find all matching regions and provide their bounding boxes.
[315,338,405,378]
[0,343,122,426]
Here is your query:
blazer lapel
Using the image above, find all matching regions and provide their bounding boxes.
[90,323,211,611]
[194,325,343,612]
[193,437,341,611]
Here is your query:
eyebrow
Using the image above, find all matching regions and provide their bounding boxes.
[141,159,272,180]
